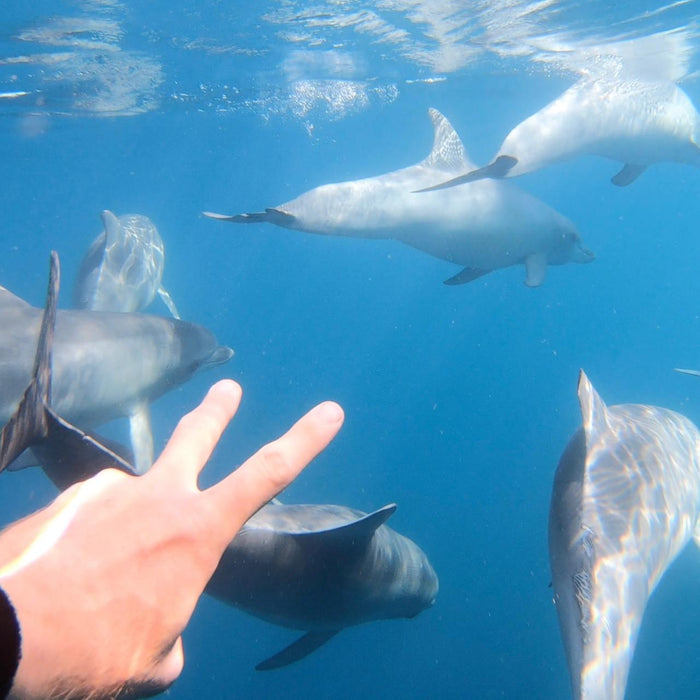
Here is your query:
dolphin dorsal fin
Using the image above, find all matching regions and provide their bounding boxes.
[421,108,473,172]
[577,370,611,440]
[292,503,397,542]
[100,209,123,247]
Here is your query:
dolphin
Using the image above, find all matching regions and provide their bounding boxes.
[205,502,438,671]
[0,251,137,489]
[418,79,700,191]
[548,371,700,700]
[73,210,180,318]
[204,108,594,287]
[0,261,233,475]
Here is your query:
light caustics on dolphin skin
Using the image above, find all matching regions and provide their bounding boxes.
[73,210,180,318]
[549,372,700,700]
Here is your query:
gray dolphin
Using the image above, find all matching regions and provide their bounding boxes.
[0,263,232,475]
[418,78,700,191]
[73,210,180,318]
[204,108,593,287]
[205,502,438,671]
[0,252,137,489]
[548,371,700,699]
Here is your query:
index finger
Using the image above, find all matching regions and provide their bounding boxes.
[206,400,344,546]
[151,380,243,485]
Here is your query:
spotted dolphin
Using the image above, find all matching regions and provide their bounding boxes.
[204,108,594,287]
[418,79,700,191]
[548,371,700,699]
[73,210,180,317]
[205,502,438,670]
[0,260,232,475]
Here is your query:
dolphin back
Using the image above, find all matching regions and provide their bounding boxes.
[207,503,438,630]
[549,371,700,700]
[73,211,166,313]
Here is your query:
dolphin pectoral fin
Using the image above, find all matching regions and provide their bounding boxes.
[202,208,297,227]
[157,285,180,319]
[674,367,700,377]
[524,253,547,287]
[413,155,518,193]
[443,267,490,285]
[611,163,646,186]
[129,404,154,474]
[256,630,340,671]
[0,251,136,489]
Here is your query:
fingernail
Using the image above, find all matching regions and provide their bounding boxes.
[313,401,344,424]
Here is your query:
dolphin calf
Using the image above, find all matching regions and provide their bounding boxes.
[205,502,438,670]
[0,252,137,489]
[418,79,700,191]
[73,210,180,318]
[204,108,594,287]
[0,261,232,474]
[548,371,700,699]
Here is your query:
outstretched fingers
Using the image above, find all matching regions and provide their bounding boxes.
[208,401,344,546]
[152,380,243,485]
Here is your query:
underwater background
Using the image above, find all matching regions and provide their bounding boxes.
[1,1,700,698]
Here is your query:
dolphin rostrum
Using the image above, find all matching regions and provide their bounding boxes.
[205,502,438,670]
[418,79,700,191]
[0,260,232,475]
[0,251,137,489]
[73,209,180,318]
[548,371,700,699]
[204,108,594,287]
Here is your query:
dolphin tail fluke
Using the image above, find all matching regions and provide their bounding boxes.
[674,368,700,377]
[256,630,340,671]
[413,155,518,193]
[0,249,60,473]
[202,208,297,226]
[611,163,646,187]
[0,251,136,489]
[33,412,135,490]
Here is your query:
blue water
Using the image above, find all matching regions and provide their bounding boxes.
[2,2,700,698]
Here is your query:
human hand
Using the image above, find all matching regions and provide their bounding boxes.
[0,379,344,699]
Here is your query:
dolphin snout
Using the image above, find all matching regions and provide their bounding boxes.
[576,245,595,264]
[206,345,235,367]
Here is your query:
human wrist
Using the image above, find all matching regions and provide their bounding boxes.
[0,586,20,700]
